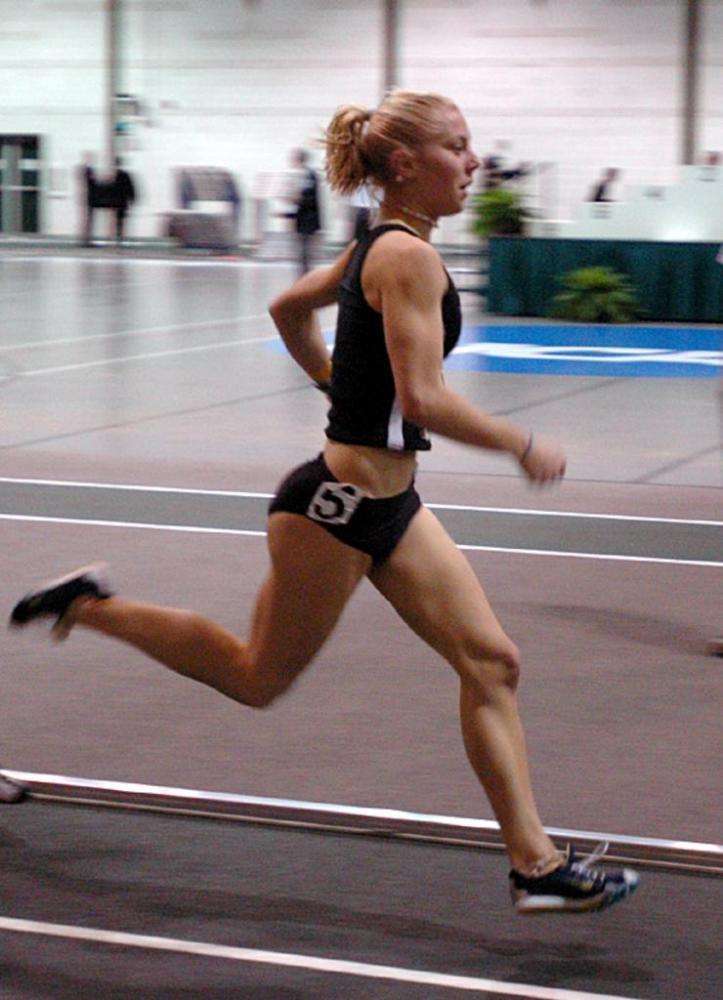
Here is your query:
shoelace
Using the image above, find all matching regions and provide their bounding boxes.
[528,840,610,880]
[576,841,610,870]
[566,841,611,887]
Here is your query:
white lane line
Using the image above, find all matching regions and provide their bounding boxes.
[0,514,265,538]
[455,544,722,567]
[0,314,271,352]
[0,274,166,302]
[0,514,719,566]
[426,503,723,528]
[0,916,641,1000]
[0,263,242,302]
[0,476,273,496]
[0,477,720,527]
[14,333,281,377]
[0,255,291,269]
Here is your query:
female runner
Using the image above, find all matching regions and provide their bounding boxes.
[11,90,638,913]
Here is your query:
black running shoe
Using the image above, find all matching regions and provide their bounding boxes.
[9,563,113,634]
[510,842,639,914]
[0,771,26,804]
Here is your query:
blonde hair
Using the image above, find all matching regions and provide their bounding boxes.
[324,90,458,195]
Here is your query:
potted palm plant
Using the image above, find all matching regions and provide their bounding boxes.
[471,188,531,237]
[550,266,641,322]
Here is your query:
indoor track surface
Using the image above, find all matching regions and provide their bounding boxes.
[1,247,721,999]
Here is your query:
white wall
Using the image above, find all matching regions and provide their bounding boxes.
[1,0,721,243]
[1,0,106,233]
[400,0,722,242]
[119,0,383,242]
[700,0,723,156]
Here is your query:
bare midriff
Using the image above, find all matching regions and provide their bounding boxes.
[324,440,417,498]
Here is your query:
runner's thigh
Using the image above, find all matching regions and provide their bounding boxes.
[368,506,513,668]
[249,512,371,677]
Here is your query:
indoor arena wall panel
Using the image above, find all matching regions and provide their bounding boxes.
[399,0,686,223]
[1,0,720,242]
[700,0,723,153]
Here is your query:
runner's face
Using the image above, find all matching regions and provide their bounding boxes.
[414,108,480,217]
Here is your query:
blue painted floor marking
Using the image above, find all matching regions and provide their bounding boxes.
[446,324,723,377]
[267,324,722,378]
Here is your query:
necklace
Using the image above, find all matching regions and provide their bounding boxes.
[381,217,424,238]
[400,205,438,228]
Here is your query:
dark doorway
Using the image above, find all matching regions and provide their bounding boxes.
[0,134,42,233]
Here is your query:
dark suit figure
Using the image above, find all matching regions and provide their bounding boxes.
[589,167,621,203]
[481,141,531,191]
[111,158,136,242]
[289,149,321,274]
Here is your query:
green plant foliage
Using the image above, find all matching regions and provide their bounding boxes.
[471,189,531,237]
[550,265,640,323]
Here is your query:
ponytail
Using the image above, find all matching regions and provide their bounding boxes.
[324,105,372,195]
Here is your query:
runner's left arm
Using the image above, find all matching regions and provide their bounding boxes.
[269,242,356,387]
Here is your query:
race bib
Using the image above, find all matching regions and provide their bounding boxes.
[307,481,363,526]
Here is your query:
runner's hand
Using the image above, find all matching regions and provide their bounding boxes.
[519,434,566,485]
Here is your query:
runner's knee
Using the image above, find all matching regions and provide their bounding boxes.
[459,637,520,696]
[240,667,299,709]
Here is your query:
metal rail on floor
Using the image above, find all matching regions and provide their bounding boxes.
[4,770,721,877]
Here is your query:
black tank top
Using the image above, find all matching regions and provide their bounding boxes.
[325,223,461,452]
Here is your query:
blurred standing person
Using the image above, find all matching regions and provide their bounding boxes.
[288,148,321,274]
[111,157,136,243]
[481,140,507,190]
[10,90,639,915]
[481,140,530,191]
[77,151,98,245]
[588,167,621,203]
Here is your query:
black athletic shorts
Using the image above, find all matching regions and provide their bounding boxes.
[268,453,421,567]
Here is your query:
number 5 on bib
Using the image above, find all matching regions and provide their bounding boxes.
[307,482,363,526]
